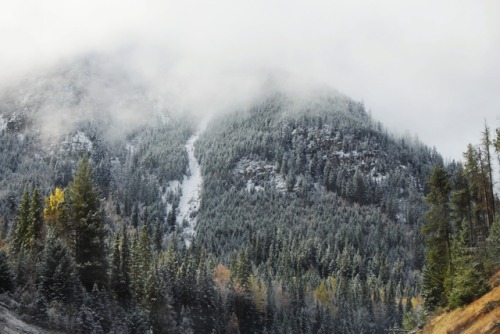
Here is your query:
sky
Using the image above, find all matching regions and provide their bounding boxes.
[1,0,500,161]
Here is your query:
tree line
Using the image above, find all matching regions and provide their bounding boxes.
[422,124,500,311]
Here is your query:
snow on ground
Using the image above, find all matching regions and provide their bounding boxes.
[61,131,93,152]
[176,118,209,246]
[235,158,289,193]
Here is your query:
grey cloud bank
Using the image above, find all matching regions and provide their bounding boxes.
[1,0,499,161]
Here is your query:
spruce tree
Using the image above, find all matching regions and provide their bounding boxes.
[0,250,14,293]
[481,124,495,229]
[12,187,30,255]
[422,164,451,310]
[66,156,108,291]
[26,187,44,254]
[37,231,78,304]
[447,224,488,308]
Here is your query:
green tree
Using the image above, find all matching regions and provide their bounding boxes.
[26,188,44,254]
[447,224,488,308]
[488,217,500,270]
[480,124,495,229]
[464,144,491,243]
[11,187,30,255]
[450,163,472,245]
[109,234,122,300]
[37,231,79,304]
[66,156,108,291]
[422,165,452,310]
[109,226,132,306]
[0,250,14,293]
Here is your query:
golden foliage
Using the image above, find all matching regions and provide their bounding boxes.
[250,275,267,312]
[315,277,336,306]
[315,281,330,305]
[43,187,64,223]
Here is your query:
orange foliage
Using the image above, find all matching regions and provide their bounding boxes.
[214,263,231,289]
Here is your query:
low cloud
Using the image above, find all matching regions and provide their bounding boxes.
[1,0,499,160]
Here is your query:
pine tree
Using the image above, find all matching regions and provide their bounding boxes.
[488,217,500,270]
[11,187,30,255]
[422,165,451,310]
[131,203,139,229]
[167,205,177,233]
[26,188,44,254]
[0,250,14,293]
[481,124,495,229]
[119,225,132,306]
[66,156,108,291]
[450,163,473,246]
[90,284,112,333]
[37,231,78,304]
[153,219,163,253]
[447,224,488,308]
[180,306,194,334]
[109,234,122,300]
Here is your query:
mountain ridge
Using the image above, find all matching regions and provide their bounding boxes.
[0,55,441,333]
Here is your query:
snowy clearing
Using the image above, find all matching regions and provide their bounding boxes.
[176,118,209,246]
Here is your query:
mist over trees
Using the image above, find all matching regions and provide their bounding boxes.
[0,59,498,333]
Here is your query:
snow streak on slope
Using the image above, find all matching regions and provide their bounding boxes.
[177,118,208,246]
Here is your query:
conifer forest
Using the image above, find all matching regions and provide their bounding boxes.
[0,58,499,333]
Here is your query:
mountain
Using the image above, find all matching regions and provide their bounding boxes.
[0,55,442,333]
[0,55,193,228]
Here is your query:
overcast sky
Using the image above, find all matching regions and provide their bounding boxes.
[1,0,499,161]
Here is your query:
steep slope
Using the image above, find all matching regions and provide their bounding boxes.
[420,285,500,334]
[0,56,444,333]
[194,91,441,331]
[0,300,65,334]
[0,55,194,234]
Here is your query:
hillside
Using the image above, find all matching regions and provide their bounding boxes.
[0,298,64,334]
[0,55,442,333]
[420,284,500,334]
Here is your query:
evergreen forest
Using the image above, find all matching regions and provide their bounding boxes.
[0,58,499,333]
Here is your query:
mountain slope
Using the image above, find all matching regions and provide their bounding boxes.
[0,56,443,333]
[0,55,194,232]
[193,91,440,331]
[421,284,500,334]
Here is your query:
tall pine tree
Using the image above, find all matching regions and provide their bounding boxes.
[422,164,452,310]
[66,156,108,291]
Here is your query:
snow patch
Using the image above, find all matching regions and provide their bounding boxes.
[61,131,93,152]
[272,174,288,193]
[176,119,207,246]
[246,179,264,193]
[234,158,290,193]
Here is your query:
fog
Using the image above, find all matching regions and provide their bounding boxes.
[1,0,500,160]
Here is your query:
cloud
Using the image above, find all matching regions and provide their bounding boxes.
[1,0,499,160]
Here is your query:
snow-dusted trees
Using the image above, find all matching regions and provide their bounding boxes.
[65,156,108,291]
